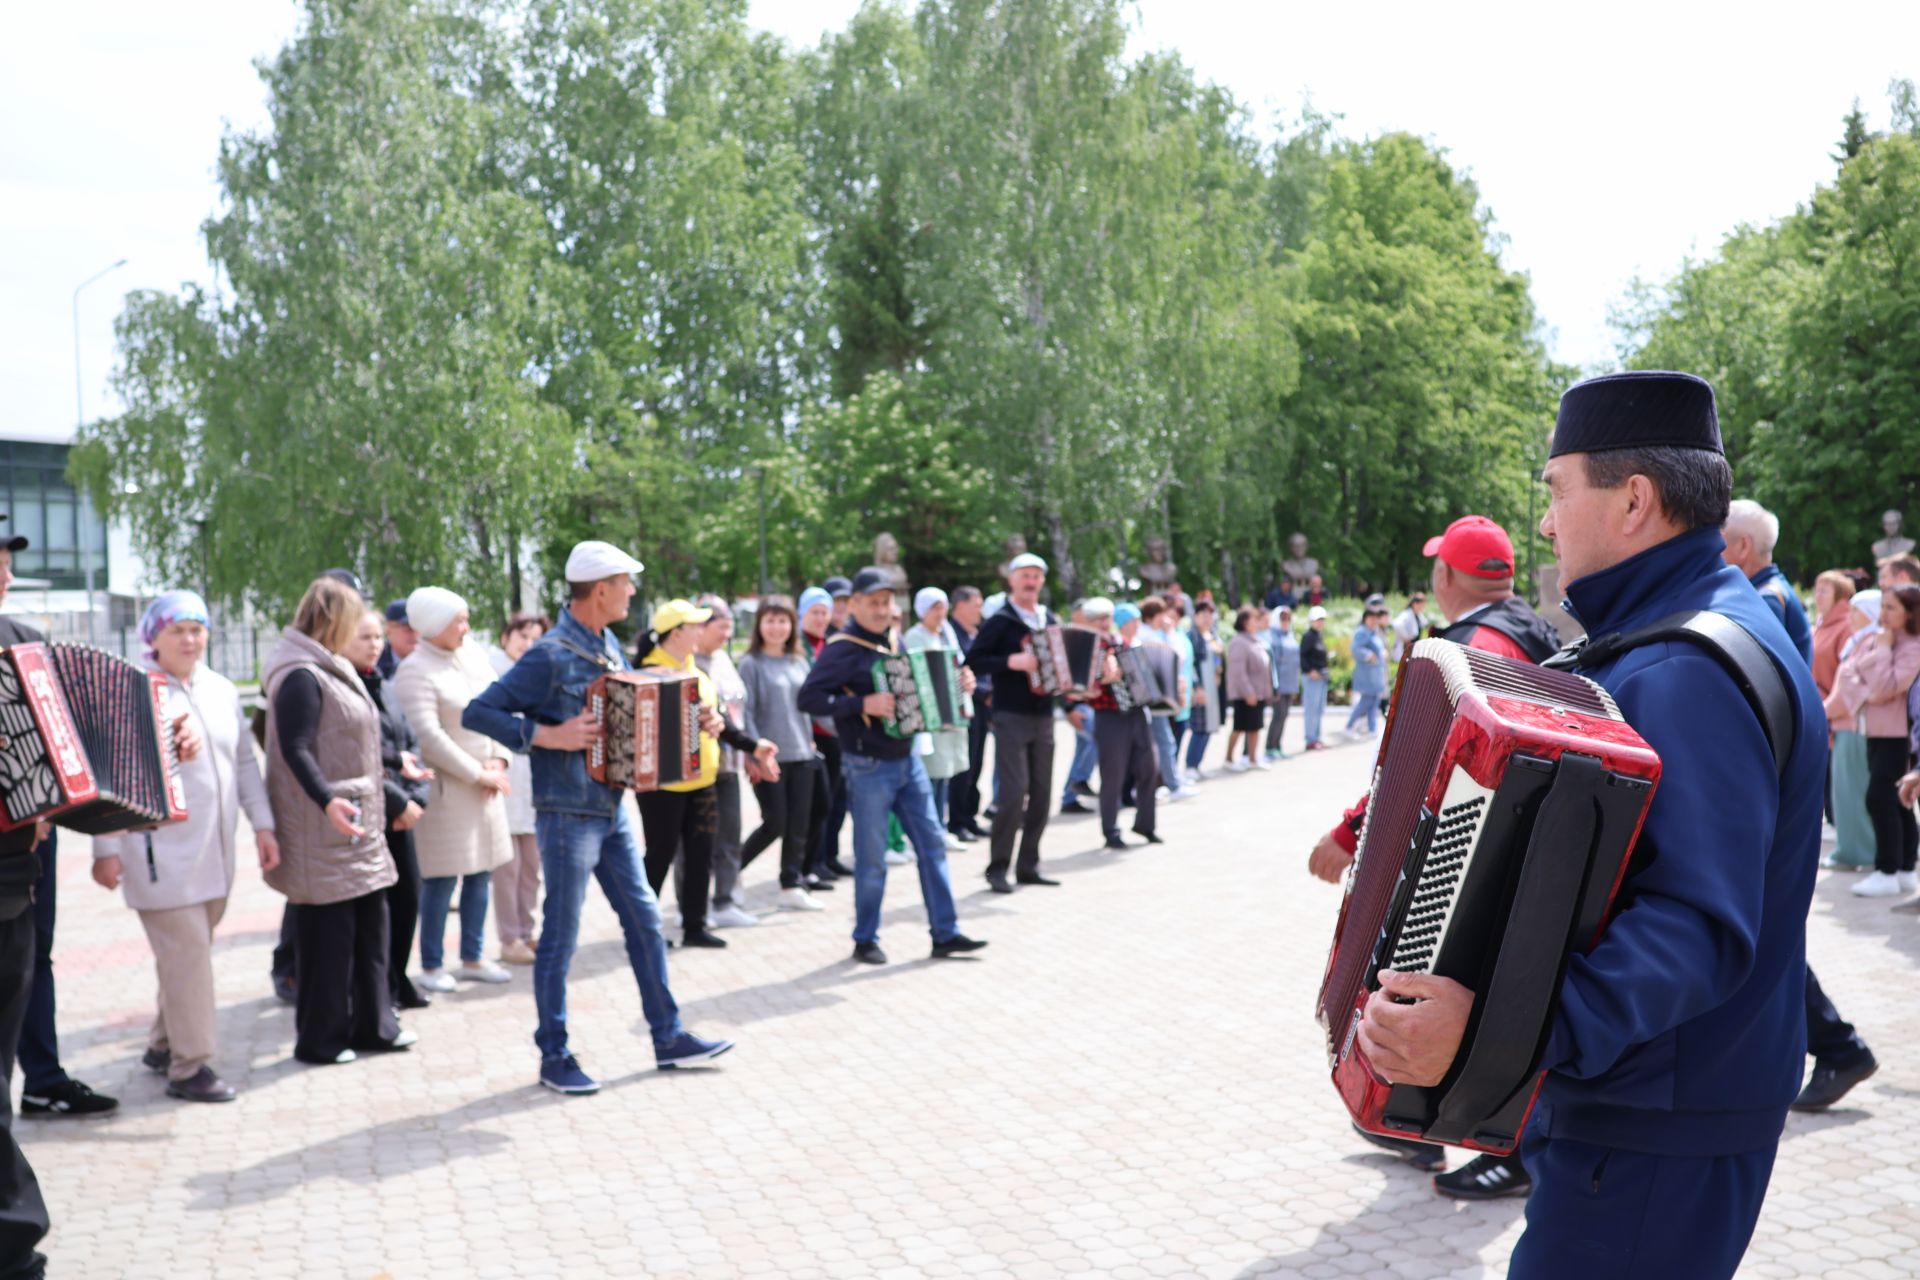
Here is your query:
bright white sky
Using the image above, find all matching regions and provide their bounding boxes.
[6,1,1917,444]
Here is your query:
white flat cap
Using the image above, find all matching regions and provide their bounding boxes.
[565,540,644,582]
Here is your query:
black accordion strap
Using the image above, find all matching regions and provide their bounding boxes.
[1426,752,1605,1144]
[549,633,617,670]
[1542,609,1794,778]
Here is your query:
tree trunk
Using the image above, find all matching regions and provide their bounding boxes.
[1045,507,1078,601]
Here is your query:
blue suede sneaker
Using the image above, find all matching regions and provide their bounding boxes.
[656,1032,734,1070]
[539,1054,600,1095]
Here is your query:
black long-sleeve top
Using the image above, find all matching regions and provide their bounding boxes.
[1300,629,1329,676]
[271,669,338,811]
[963,605,1058,716]
[360,667,431,824]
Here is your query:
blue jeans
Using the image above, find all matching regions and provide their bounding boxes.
[1302,676,1329,745]
[1345,693,1380,734]
[1062,707,1098,804]
[1149,715,1180,788]
[928,776,950,829]
[844,752,961,946]
[533,807,682,1062]
[1184,728,1212,771]
[419,870,491,970]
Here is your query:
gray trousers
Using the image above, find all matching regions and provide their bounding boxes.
[676,771,743,908]
[1095,709,1159,839]
[988,712,1056,878]
[1265,694,1294,753]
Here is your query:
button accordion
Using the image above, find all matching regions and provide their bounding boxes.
[0,642,188,834]
[872,649,972,738]
[1112,643,1180,712]
[1023,624,1103,698]
[1316,638,1660,1154]
[586,670,703,792]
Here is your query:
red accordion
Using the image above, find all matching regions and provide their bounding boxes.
[586,670,702,792]
[1317,638,1661,1154]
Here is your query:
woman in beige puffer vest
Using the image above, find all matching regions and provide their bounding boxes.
[263,577,409,1066]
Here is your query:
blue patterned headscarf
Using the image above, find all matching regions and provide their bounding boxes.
[139,590,211,660]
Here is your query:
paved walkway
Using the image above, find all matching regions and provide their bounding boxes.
[22,715,1920,1278]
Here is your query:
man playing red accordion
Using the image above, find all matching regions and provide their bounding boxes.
[1352,373,1827,1280]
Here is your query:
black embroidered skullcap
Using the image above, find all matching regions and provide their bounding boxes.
[1548,371,1722,458]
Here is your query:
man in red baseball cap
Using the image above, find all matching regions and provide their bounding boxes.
[1305,513,1563,1198]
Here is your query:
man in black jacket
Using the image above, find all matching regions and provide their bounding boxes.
[961,552,1062,892]
[797,568,987,966]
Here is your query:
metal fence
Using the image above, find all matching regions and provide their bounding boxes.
[43,614,281,686]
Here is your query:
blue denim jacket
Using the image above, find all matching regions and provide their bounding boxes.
[462,607,629,817]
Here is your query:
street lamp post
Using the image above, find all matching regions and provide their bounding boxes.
[72,258,128,644]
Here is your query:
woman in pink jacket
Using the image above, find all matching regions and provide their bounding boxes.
[1826,583,1920,897]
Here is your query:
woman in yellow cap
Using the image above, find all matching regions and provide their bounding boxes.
[637,600,779,948]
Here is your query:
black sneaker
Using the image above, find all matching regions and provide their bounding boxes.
[271,973,296,1005]
[805,874,836,892]
[21,1079,119,1119]
[852,942,887,965]
[1135,831,1164,845]
[1434,1152,1530,1200]
[165,1067,237,1104]
[141,1048,170,1075]
[1792,1054,1879,1111]
[1104,833,1129,850]
[828,859,856,878]
[985,873,1015,894]
[1016,874,1060,887]
[932,934,988,959]
[1071,781,1097,799]
[1060,798,1092,815]
[1351,1123,1445,1172]
[682,929,728,949]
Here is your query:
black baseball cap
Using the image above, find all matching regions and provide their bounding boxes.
[823,575,853,598]
[384,599,411,624]
[849,567,891,596]
[0,514,25,553]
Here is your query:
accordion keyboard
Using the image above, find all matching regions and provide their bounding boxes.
[1390,771,1492,975]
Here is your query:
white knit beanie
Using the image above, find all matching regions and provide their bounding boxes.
[407,586,468,640]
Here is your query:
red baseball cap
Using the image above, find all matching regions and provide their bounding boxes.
[1422,515,1515,579]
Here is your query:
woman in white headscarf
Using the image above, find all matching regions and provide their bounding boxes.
[393,587,514,990]
[903,587,975,849]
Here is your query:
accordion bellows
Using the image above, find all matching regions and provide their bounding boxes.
[587,670,702,792]
[1024,624,1103,698]
[872,649,971,737]
[0,643,187,833]
[1317,639,1660,1154]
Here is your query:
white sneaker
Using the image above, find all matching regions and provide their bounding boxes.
[1898,870,1919,894]
[945,833,965,851]
[1250,756,1273,771]
[387,1028,419,1050]
[1226,759,1251,774]
[1155,785,1172,801]
[707,903,759,929]
[1851,871,1904,898]
[779,887,824,912]
[455,960,512,983]
[417,969,456,993]
[884,849,913,866]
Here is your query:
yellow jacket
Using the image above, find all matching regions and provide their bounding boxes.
[640,646,718,792]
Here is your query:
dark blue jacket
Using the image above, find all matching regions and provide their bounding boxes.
[463,607,630,817]
[1748,563,1813,667]
[795,620,912,760]
[1540,525,1825,1157]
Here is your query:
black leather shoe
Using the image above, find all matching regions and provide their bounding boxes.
[21,1080,119,1119]
[1433,1152,1529,1200]
[682,930,729,949]
[964,823,989,840]
[932,934,988,958]
[1104,833,1128,850]
[828,859,856,878]
[141,1048,169,1075]
[395,986,433,1011]
[165,1067,237,1104]
[1135,831,1164,845]
[1016,874,1060,887]
[1352,1122,1445,1171]
[1059,798,1091,815]
[271,973,296,1005]
[852,942,887,965]
[805,874,836,892]
[948,827,977,843]
[985,873,1015,894]
[1071,780,1097,798]
[1791,1055,1879,1111]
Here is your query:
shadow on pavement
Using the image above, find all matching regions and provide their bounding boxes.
[1233,1163,1522,1279]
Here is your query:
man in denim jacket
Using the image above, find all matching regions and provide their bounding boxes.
[464,541,732,1094]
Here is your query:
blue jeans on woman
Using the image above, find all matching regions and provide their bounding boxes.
[1345,693,1380,734]
[1302,675,1329,746]
[929,776,950,830]
[844,752,961,946]
[1149,715,1181,789]
[419,870,491,970]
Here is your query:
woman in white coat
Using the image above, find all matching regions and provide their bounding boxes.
[394,587,514,989]
[91,591,280,1103]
